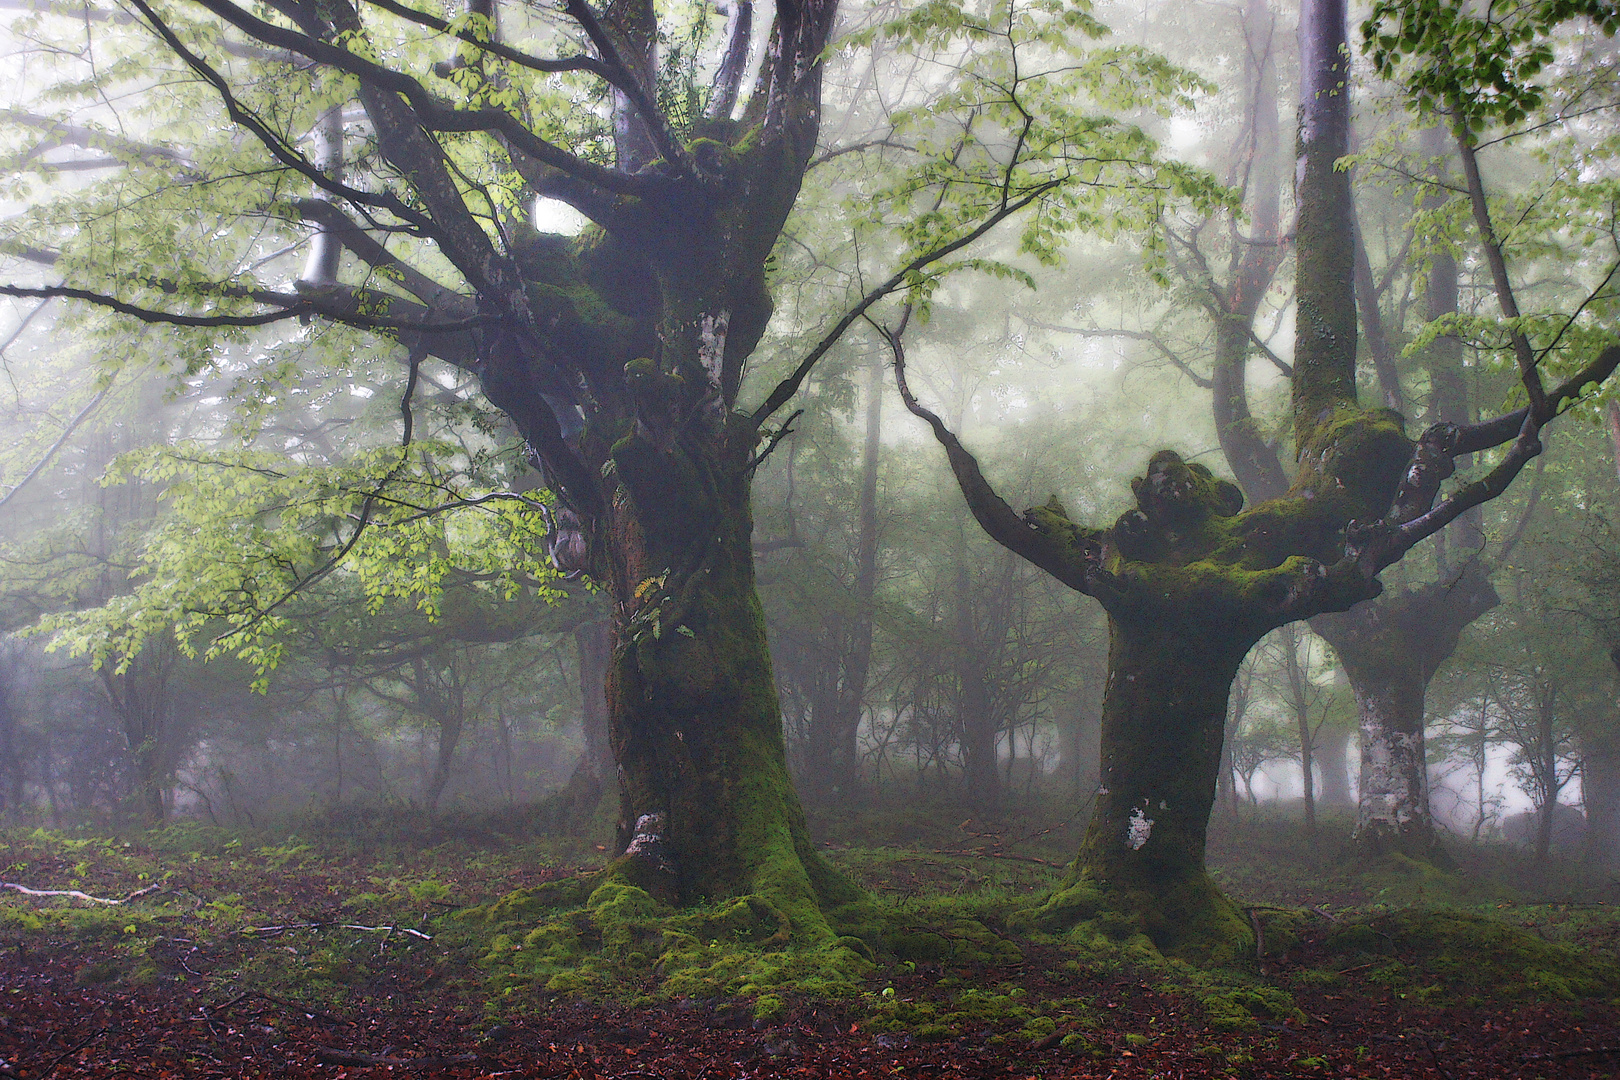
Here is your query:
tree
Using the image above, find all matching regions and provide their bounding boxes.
[894,0,1620,962]
[3,0,1214,963]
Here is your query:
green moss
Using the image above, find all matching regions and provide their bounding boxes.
[1017,871,1253,969]
[1196,984,1302,1033]
[1357,854,1502,907]
[861,982,1080,1040]
[476,876,874,1004]
[1323,909,1618,1002]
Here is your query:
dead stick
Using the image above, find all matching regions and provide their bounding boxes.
[3,882,162,905]
[1522,1047,1620,1062]
[39,1029,103,1076]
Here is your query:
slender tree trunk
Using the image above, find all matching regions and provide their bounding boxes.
[832,353,884,800]
[1282,626,1317,835]
[1583,730,1620,866]
[1534,686,1558,863]
[1314,726,1354,807]
[424,706,463,812]
[802,355,883,802]
[953,536,1003,811]
[1211,0,1289,502]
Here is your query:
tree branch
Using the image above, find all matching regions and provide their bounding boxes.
[187,0,659,197]
[888,308,1103,596]
[751,179,1062,426]
[360,0,621,86]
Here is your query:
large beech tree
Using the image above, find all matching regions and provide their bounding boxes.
[897,0,1620,962]
[2,0,1208,937]
[5,0,855,910]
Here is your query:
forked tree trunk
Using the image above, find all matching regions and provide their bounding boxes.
[1314,564,1497,859]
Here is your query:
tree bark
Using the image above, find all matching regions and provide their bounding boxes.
[1583,729,1620,867]
[603,453,851,907]
[1026,585,1272,964]
[1313,565,1497,858]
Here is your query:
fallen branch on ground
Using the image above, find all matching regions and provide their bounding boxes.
[929,848,1062,867]
[2,882,163,905]
[212,990,350,1026]
[1522,1047,1620,1062]
[313,1046,478,1068]
[239,921,432,940]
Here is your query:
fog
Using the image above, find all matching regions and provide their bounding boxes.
[1,0,1616,904]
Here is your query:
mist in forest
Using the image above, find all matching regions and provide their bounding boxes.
[0,0,1616,883]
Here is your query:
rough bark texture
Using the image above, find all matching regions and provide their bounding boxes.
[1031,606,1258,962]
[1312,564,1498,858]
[602,461,853,910]
[1292,0,1357,433]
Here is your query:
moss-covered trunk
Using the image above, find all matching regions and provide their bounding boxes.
[603,433,852,911]
[1030,611,1258,963]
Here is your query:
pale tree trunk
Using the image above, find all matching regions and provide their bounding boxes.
[1314,726,1354,807]
[1314,565,1496,858]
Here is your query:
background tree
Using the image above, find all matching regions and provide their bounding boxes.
[893,0,1620,962]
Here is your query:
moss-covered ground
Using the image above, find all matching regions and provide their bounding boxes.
[3,798,1619,1077]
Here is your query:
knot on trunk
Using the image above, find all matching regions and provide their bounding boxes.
[1114,450,1244,562]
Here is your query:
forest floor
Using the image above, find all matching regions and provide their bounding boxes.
[2,800,1619,1079]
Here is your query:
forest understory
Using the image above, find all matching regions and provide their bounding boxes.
[3,802,1618,1080]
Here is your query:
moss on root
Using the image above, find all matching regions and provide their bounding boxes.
[474,875,876,1004]
[1013,871,1253,969]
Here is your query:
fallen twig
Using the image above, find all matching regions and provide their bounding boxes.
[929,848,1061,867]
[38,1028,104,1076]
[214,990,350,1026]
[239,921,432,941]
[2,882,163,906]
[1522,1047,1620,1062]
[313,1046,478,1068]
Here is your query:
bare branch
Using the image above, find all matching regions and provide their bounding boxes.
[187,0,660,197]
[751,180,1062,426]
[0,385,110,514]
[361,0,620,86]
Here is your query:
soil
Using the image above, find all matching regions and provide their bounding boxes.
[4,832,1619,1080]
